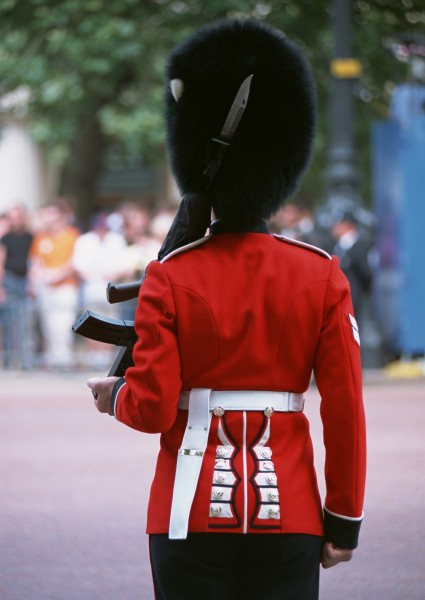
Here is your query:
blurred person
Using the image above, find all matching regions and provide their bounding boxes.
[269,199,329,249]
[105,210,125,235]
[0,211,11,366]
[150,206,178,244]
[120,202,161,276]
[331,211,373,321]
[117,202,160,320]
[0,204,33,369]
[269,201,306,239]
[72,212,127,368]
[120,201,150,243]
[29,200,80,369]
[87,20,366,600]
[0,212,10,238]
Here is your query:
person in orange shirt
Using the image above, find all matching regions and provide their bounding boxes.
[29,199,80,369]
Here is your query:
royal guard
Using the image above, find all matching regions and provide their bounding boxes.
[88,18,366,600]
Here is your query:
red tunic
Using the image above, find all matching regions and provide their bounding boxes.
[114,232,366,545]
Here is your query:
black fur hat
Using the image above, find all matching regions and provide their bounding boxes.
[165,18,316,227]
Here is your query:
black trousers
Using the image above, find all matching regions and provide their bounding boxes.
[149,533,322,600]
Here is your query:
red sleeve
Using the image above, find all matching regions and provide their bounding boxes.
[314,257,367,548]
[114,260,182,433]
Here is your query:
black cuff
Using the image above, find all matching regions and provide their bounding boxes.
[323,509,363,549]
[111,377,126,416]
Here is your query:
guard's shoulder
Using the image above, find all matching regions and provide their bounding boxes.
[273,234,332,260]
[159,235,212,263]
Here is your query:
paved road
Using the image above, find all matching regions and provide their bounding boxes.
[1,370,424,600]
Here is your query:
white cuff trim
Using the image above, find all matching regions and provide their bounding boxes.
[113,381,127,419]
[324,506,364,521]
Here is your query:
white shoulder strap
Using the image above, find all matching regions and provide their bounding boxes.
[273,234,332,259]
[160,235,212,263]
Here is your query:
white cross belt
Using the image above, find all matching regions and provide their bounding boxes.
[169,389,305,539]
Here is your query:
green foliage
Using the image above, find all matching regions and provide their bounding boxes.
[0,0,423,202]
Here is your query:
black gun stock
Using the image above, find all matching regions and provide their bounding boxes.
[107,279,143,304]
[72,310,137,376]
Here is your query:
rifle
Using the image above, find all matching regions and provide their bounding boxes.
[72,193,212,376]
[72,309,137,376]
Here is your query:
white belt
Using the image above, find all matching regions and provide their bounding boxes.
[169,388,304,539]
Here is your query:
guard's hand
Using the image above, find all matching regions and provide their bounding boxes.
[87,376,120,416]
[321,542,353,569]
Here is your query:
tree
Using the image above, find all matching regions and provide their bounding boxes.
[0,0,423,221]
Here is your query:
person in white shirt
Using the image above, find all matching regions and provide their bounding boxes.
[73,212,127,368]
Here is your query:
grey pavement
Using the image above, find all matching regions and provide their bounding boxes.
[1,369,424,600]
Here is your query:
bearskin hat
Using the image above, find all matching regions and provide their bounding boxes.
[165,18,316,228]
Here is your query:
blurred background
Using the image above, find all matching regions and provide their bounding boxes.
[1,0,424,373]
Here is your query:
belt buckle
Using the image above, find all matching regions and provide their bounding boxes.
[178,448,205,457]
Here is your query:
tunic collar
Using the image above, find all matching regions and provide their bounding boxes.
[209,219,269,235]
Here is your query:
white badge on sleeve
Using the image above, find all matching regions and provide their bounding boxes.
[347,314,360,346]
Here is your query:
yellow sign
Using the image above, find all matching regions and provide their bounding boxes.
[331,58,363,79]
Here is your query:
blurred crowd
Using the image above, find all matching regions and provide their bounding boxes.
[0,198,176,371]
[268,200,374,321]
[0,196,374,372]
